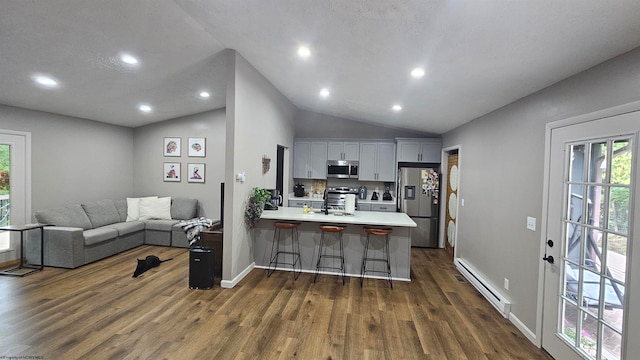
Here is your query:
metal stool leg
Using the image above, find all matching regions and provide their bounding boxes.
[292,226,301,280]
[339,231,345,285]
[385,233,392,288]
[267,227,280,277]
[360,233,370,287]
[314,229,326,283]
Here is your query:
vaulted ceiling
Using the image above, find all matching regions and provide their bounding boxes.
[2,1,640,134]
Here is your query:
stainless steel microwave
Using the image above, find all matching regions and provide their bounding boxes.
[327,160,359,179]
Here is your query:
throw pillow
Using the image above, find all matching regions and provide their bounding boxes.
[138,197,172,220]
[126,196,158,221]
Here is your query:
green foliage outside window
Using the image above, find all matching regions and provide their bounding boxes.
[0,145,9,195]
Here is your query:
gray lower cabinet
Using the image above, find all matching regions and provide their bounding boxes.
[357,203,371,211]
[371,203,396,212]
[289,200,324,209]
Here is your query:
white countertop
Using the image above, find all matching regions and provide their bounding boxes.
[260,207,416,227]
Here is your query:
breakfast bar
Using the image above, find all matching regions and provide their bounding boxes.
[254,207,417,281]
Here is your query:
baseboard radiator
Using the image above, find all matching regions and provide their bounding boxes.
[454,258,511,318]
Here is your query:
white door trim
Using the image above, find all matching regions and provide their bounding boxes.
[536,100,640,347]
[0,129,32,223]
[441,144,461,256]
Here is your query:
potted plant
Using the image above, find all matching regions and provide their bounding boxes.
[245,187,271,228]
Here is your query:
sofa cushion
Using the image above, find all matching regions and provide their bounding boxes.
[126,196,158,222]
[82,200,121,228]
[171,198,198,220]
[145,219,179,232]
[83,228,118,246]
[105,221,145,236]
[139,197,172,220]
[34,204,93,230]
[114,199,128,222]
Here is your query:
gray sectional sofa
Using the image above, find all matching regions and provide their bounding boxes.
[28,197,201,269]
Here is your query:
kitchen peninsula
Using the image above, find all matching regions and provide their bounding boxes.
[253,207,417,281]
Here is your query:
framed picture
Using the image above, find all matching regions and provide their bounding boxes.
[163,162,181,182]
[188,137,206,157]
[164,137,181,157]
[187,163,205,183]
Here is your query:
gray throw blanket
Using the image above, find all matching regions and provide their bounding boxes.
[179,217,213,246]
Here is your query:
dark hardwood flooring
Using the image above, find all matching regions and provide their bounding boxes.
[0,245,552,359]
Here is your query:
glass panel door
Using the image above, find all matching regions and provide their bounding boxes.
[0,143,9,250]
[560,138,631,359]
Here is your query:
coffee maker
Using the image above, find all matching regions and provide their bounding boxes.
[264,189,282,210]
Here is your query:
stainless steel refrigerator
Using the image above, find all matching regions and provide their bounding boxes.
[398,167,440,248]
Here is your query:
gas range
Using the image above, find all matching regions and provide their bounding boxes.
[325,187,358,210]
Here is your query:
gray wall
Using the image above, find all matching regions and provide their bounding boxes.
[0,104,134,211]
[224,50,297,284]
[132,108,226,219]
[295,109,435,139]
[443,47,640,335]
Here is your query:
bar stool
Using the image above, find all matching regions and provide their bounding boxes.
[267,221,302,280]
[361,226,393,288]
[314,224,347,285]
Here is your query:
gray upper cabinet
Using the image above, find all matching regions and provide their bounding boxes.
[293,141,328,179]
[327,141,360,161]
[397,139,442,163]
[359,142,396,182]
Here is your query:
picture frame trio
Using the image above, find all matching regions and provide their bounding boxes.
[163,137,206,183]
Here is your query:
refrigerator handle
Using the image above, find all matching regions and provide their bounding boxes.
[405,185,416,200]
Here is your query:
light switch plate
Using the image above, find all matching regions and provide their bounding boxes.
[526,216,536,231]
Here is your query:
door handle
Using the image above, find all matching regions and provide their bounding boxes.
[543,255,554,264]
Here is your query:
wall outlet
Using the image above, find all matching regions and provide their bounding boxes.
[504,278,509,290]
[526,216,536,231]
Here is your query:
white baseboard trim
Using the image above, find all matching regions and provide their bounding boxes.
[220,262,255,288]
[508,312,539,346]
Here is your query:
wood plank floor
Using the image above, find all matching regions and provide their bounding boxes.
[0,246,553,359]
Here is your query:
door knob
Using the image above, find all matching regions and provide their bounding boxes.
[543,255,554,264]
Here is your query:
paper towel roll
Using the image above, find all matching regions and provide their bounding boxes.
[345,194,356,215]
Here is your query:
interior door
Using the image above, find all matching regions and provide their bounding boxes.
[542,111,640,360]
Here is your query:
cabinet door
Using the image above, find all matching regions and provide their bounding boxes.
[419,141,442,163]
[343,142,360,161]
[293,142,310,178]
[358,142,378,181]
[288,200,306,208]
[371,203,395,212]
[308,142,328,179]
[358,203,372,211]
[376,143,396,182]
[397,142,421,162]
[327,142,344,160]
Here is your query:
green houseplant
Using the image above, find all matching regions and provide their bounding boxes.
[245,187,271,228]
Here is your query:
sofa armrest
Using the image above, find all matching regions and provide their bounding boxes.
[42,226,85,268]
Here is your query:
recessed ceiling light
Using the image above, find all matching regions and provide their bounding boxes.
[138,104,152,113]
[298,46,311,58]
[392,104,402,111]
[199,91,210,98]
[32,74,58,88]
[411,67,425,78]
[120,53,139,65]
[319,88,330,98]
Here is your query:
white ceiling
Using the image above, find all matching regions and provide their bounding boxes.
[2,1,640,134]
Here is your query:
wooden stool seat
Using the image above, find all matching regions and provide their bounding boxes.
[364,227,392,236]
[319,225,345,233]
[274,222,300,230]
